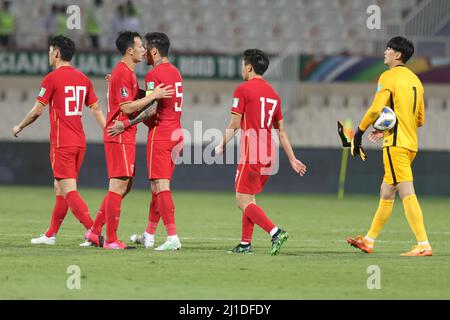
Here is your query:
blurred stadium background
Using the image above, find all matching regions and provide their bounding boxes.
[1,0,450,195]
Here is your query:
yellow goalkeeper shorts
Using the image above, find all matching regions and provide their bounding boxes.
[383,146,416,186]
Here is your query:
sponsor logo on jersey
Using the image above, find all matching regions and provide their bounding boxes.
[147,82,155,90]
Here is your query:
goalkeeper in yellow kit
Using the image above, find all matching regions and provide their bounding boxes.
[347,36,432,256]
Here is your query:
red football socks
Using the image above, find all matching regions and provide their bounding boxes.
[92,194,108,235]
[145,192,160,235]
[241,212,255,244]
[157,190,177,236]
[65,190,93,230]
[105,191,123,244]
[45,195,69,237]
[243,203,275,234]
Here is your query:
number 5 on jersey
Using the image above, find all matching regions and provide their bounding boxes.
[174,82,183,112]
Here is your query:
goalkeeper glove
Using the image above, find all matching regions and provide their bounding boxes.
[351,127,367,161]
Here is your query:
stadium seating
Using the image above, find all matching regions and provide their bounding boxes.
[13,0,419,55]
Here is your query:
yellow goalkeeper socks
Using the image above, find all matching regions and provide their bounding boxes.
[366,199,394,240]
[402,194,429,243]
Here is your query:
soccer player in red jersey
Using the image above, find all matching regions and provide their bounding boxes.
[12,35,106,245]
[215,49,307,255]
[108,32,184,251]
[86,31,174,250]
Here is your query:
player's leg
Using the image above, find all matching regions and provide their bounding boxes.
[398,181,432,256]
[31,180,68,245]
[131,182,159,248]
[46,180,69,237]
[153,179,181,251]
[234,192,288,255]
[103,177,132,249]
[101,142,136,249]
[365,183,396,245]
[86,163,134,245]
[391,147,431,256]
[57,178,93,231]
[347,182,396,253]
[145,140,181,251]
[229,193,256,254]
[348,147,397,253]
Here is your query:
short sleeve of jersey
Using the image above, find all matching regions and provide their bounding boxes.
[145,72,161,93]
[85,79,98,107]
[36,74,54,105]
[231,86,245,115]
[116,73,134,105]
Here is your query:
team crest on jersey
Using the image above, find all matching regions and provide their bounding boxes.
[38,87,46,97]
[232,97,239,108]
[120,87,129,98]
[147,82,155,90]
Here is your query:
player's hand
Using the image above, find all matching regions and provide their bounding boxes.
[215,144,224,156]
[350,128,367,161]
[368,129,384,143]
[290,158,307,176]
[107,120,125,137]
[12,125,22,138]
[153,83,174,99]
[104,74,111,81]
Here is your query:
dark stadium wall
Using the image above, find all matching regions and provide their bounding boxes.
[1,142,449,196]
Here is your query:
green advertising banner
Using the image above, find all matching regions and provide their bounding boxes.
[1,50,449,83]
[0,50,243,79]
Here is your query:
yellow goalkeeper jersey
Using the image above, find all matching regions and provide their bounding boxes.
[359,65,425,152]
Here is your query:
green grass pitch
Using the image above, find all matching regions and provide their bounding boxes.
[0,185,449,299]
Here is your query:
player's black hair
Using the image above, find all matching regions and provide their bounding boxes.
[49,35,75,61]
[115,31,141,56]
[243,49,270,75]
[144,32,170,57]
[387,36,414,63]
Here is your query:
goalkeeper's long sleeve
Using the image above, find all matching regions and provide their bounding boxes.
[359,70,395,131]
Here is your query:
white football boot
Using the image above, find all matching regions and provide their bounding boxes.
[31,234,56,245]
[154,236,181,251]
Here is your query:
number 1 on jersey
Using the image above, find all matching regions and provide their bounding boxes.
[260,97,277,128]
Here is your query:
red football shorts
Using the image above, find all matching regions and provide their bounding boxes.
[235,162,271,195]
[147,139,183,180]
[50,146,85,179]
[104,142,136,178]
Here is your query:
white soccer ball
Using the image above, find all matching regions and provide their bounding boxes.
[374,107,396,131]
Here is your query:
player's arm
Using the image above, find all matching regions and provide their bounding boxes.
[215,113,241,155]
[107,102,157,137]
[352,72,393,159]
[12,101,46,137]
[88,101,106,129]
[120,84,173,115]
[276,120,307,176]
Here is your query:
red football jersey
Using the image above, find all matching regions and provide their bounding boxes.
[104,61,139,144]
[37,66,98,148]
[144,63,183,141]
[230,78,283,165]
